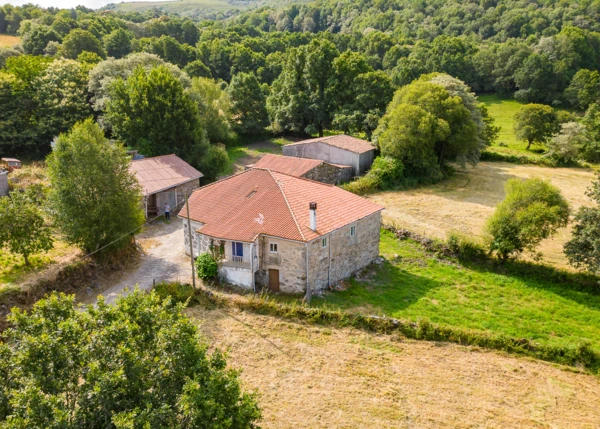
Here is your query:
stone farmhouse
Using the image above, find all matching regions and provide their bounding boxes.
[179,168,384,294]
[130,154,203,218]
[247,153,353,184]
[282,135,375,176]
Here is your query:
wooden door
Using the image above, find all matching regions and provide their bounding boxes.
[268,269,280,292]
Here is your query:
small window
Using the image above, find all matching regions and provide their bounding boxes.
[269,243,278,253]
[322,237,328,248]
[350,225,356,237]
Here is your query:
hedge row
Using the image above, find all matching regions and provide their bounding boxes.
[480,150,557,167]
[193,288,600,374]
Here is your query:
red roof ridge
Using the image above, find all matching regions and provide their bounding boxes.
[267,169,306,241]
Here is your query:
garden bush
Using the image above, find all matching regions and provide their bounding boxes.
[195,252,219,281]
[154,281,195,304]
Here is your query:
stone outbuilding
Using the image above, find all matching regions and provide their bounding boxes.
[130,154,203,217]
[282,135,375,176]
[247,153,353,184]
[179,168,384,294]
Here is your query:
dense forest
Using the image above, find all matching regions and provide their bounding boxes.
[1,0,600,178]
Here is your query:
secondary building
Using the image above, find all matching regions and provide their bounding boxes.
[130,154,203,217]
[247,153,353,184]
[282,135,375,176]
[179,168,384,294]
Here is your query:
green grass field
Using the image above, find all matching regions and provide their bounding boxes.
[479,94,537,157]
[305,230,600,352]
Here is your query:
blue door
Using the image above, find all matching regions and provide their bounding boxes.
[232,242,244,257]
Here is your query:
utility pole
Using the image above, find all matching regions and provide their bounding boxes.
[185,192,196,289]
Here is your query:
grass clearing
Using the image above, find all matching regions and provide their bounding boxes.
[0,34,19,48]
[186,305,600,428]
[224,136,296,175]
[0,239,77,287]
[369,161,595,269]
[306,230,600,353]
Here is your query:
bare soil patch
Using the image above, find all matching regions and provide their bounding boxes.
[369,162,596,269]
[187,306,600,429]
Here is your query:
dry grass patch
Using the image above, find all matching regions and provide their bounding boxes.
[0,34,19,48]
[369,162,595,269]
[187,306,600,428]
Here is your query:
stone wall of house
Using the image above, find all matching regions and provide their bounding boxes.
[302,163,353,184]
[0,171,8,197]
[255,236,307,294]
[307,211,381,292]
[182,220,205,258]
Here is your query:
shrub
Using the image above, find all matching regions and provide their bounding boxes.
[480,150,557,167]
[343,156,404,195]
[154,281,195,304]
[485,178,569,260]
[447,232,486,261]
[195,252,219,281]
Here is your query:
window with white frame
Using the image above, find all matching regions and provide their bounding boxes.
[269,242,278,253]
[322,237,328,248]
[350,225,356,237]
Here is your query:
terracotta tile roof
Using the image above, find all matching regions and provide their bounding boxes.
[130,154,203,195]
[284,135,375,154]
[251,154,323,176]
[179,169,384,243]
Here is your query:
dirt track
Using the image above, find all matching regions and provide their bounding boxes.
[86,220,192,305]
[369,162,596,269]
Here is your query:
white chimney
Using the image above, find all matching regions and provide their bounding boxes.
[309,202,317,231]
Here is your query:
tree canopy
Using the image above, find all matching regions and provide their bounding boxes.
[46,119,144,254]
[0,290,261,428]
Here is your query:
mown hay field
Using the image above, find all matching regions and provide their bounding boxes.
[369,161,596,270]
[187,306,600,428]
[0,34,19,47]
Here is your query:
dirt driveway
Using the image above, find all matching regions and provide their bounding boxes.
[369,162,596,269]
[87,220,192,305]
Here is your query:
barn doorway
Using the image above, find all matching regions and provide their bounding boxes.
[268,269,280,292]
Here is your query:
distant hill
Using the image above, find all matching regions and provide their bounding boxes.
[102,0,300,19]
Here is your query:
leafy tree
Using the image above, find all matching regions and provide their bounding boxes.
[183,59,212,78]
[377,103,444,179]
[200,144,230,182]
[564,69,600,110]
[565,172,600,273]
[581,103,600,162]
[35,59,91,150]
[46,119,144,254]
[377,76,486,176]
[227,72,268,135]
[514,103,559,150]
[189,77,236,145]
[0,290,261,427]
[21,24,60,56]
[545,122,588,165]
[135,35,197,68]
[514,53,560,103]
[88,53,191,113]
[103,28,133,59]
[105,66,211,167]
[485,178,569,260]
[60,28,106,60]
[0,192,53,266]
